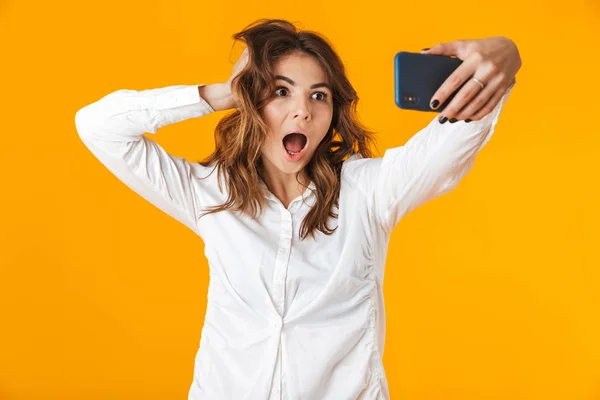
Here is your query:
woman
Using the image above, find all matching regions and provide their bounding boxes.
[75,18,521,400]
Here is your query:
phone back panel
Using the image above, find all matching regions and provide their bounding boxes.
[394,51,464,112]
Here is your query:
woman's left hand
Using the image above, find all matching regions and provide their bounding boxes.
[422,36,522,123]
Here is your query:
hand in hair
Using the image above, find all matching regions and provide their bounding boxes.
[197,47,249,111]
[225,47,250,109]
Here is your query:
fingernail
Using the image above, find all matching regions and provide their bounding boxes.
[421,48,430,52]
[449,118,458,123]
[465,119,472,123]
[439,116,448,124]
[430,99,439,109]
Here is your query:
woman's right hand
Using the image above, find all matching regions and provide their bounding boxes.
[225,47,250,108]
[198,47,249,111]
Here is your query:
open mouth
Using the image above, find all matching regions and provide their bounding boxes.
[282,133,308,157]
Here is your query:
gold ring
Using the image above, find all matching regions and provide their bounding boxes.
[472,77,485,89]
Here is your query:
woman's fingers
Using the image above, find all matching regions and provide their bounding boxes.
[429,60,477,113]
[435,62,500,123]
[228,47,250,85]
[440,76,493,123]
[454,74,509,121]
[463,80,508,121]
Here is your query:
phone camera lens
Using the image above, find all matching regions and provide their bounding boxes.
[402,93,419,104]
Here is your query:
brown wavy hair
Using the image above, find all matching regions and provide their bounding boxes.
[198,19,378,240]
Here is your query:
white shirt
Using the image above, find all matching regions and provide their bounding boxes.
[75,83,513,400]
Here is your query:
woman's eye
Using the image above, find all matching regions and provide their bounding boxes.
[312,92,327,101]
[275,87,328,101]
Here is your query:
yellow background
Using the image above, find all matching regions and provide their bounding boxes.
[1,0,599,398]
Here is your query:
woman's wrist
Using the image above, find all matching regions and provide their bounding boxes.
[198,83,235,111]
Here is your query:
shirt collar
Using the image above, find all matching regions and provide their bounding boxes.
[259,178,317,209]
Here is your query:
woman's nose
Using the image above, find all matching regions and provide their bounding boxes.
[293,110,309,120]
[292,100,310,120]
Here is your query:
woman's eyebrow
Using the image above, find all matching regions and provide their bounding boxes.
[275,75,331,91]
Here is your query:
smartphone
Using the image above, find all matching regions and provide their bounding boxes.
[394,51,465,112]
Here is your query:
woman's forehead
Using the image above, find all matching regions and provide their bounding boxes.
[273,53,329,87]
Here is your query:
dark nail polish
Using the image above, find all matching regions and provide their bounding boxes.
[465,119,472,123]
[421,48,430,51]
[449,118,457,123]
[439,116,448,124]
[430,99,439,109]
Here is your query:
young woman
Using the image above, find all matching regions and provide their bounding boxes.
[75,18,521,400]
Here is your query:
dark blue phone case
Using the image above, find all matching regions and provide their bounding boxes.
[394,51,465,112]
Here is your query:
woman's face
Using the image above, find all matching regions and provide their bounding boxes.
[260,52,333,177]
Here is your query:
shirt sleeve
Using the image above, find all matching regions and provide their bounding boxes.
[349,83,514,235]
[74,84,216,236]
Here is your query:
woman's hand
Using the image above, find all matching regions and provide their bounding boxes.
[422,36,521,123]
[198,47,249,111]
[224,47,250,109]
